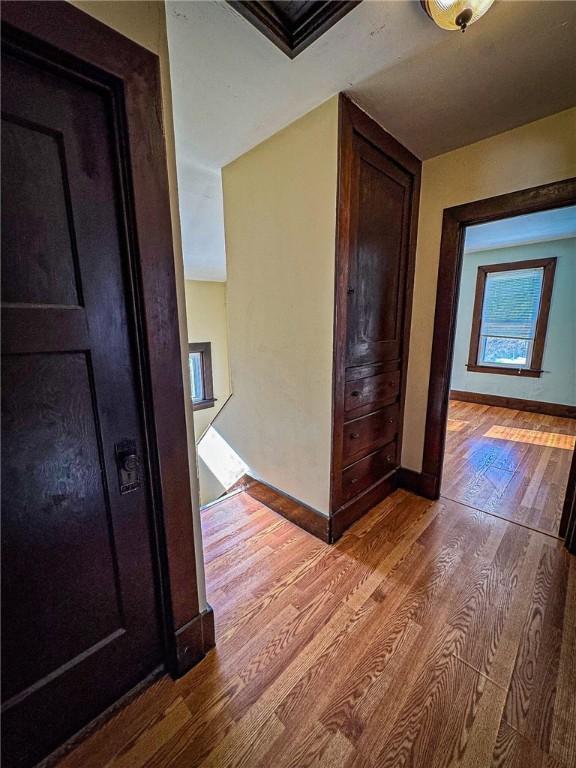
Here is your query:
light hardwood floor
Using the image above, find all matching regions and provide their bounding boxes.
[443,400,576,536]
[55,487,575,768]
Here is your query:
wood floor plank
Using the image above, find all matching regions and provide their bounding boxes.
[55,677,180,768]
[503,544,568,751]
[549,559,576,766]
[370,653,503,768]
[444,401,576,535]
[53,489,575,768]
[491,721,567,768]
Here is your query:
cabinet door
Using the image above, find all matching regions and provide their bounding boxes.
[346,134,413,369]
[331,97,420,525]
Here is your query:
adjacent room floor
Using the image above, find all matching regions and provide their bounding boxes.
[56,487,575,768]
[443,400,576,537]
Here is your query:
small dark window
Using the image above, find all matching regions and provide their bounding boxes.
[467,257,556,378]
[188,342,215,410]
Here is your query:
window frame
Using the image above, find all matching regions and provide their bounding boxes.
[188,342,216,410]
[467,257,556,378]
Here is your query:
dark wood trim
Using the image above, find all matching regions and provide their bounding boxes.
[193,398,217,411]
[330,94,421,521]
[560,448,576,553]
[466,257,556,377]
[422,177,576,503]
[330,471,398,542]
[531,258,557,373]
[173,604,216,676]
[397,467,437,500]
[227,1,361,59]
[450,390,576,419]
[233,466,447,543]
[465,364,542,378]
[1,0,206,685]
[188,342,216,411]
[235,471,403,544]
[239,475,330,542]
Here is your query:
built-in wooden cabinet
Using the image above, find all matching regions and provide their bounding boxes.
[330,96,421,536]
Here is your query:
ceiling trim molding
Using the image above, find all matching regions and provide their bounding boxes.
[227,1,362,58]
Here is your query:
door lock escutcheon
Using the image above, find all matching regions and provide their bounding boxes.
[115,439,141,494]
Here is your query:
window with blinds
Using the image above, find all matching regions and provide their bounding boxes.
[188,342,215,410]
[478,266,544,368]
[189,350,204,401]
[468,257,556,377]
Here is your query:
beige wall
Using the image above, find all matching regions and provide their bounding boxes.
[70,1,207,607]
[220,96,339,514]
[186,280,231,439]
[185,280,232,506]
[403,107,576,471]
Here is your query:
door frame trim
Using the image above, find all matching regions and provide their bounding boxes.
[2,1,212,678]
[421,177,576,541]
[560,448,576,552]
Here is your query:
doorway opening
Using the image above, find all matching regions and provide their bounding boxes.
[422,180,576,541]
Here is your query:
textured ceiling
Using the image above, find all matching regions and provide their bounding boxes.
[465,206,576,253]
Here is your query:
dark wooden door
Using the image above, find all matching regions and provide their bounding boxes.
[1,34,162,768]
[346,134,412,368]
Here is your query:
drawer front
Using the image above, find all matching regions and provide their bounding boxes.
[342,404,399,465]
[344,369,400,415]
[341,440,398,502]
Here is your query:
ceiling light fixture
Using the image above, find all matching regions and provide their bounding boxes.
[420,0,495,32]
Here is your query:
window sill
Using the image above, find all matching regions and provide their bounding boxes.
[192,398,217,411]
[466,364,541,378]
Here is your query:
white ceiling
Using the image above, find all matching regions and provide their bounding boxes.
[166,0,576,281]
[465,205,576,253]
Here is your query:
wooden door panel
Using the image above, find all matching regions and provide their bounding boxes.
[1,353,122,701]
[346,135,412,368]
[1,34,161,768]
[1,115,80,306]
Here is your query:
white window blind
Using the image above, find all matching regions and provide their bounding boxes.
[189,351,204,402]
[478,266,544,368]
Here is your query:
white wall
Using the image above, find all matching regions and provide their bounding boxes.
[403,107,576,472]
[219,97,339,515]
[451,239,576,405]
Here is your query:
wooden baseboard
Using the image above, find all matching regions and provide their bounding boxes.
[450,390,576,419]
[173,603,215,678]
[230,467,437,546]
[330,470,398,543]
[397,467,438,500]
[241,475,331,542]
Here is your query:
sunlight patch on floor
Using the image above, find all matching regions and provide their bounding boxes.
[484,425,576,450]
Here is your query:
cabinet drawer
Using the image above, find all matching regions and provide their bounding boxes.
[342,404,399,465]
[341,440,397,502]
[344,369,400,414]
